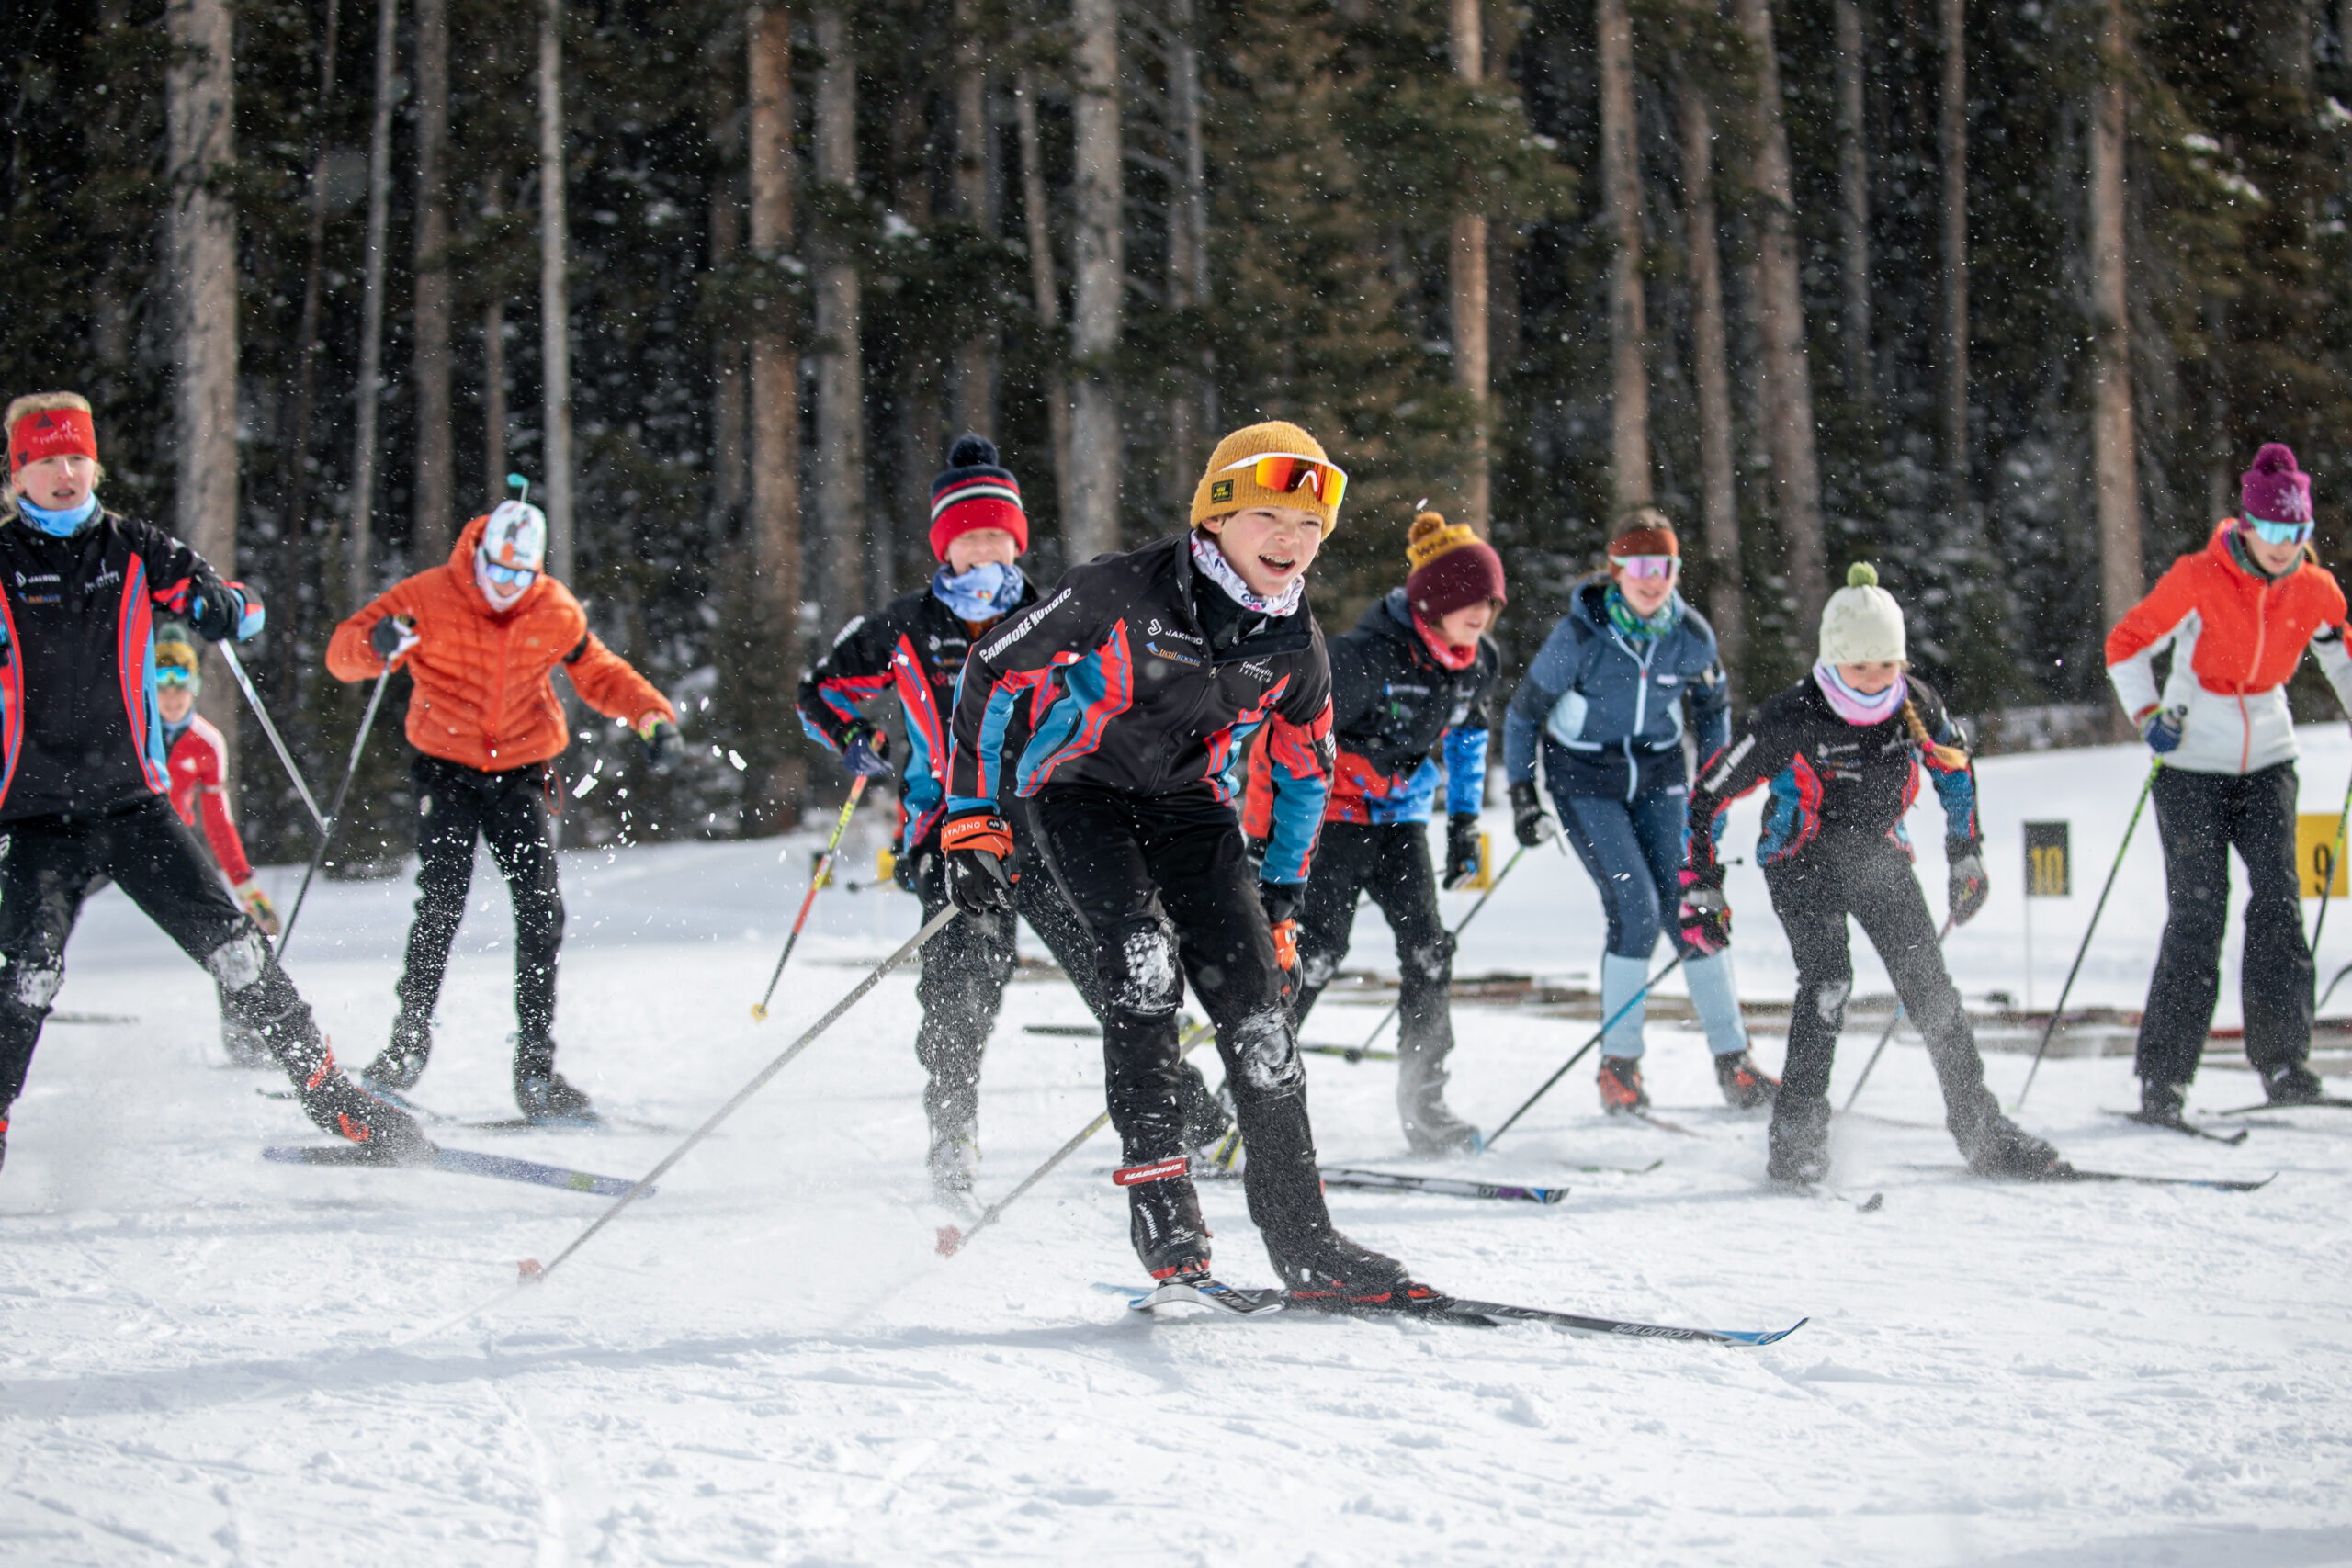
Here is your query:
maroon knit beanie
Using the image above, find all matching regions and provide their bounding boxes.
[2241,443,2312,528]
[1404,511,1507,619]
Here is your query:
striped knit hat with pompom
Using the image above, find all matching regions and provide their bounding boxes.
[929,434,1029,560]
[1405,510,1507,619]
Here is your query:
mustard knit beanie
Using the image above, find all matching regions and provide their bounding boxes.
[1190,420,1345,533]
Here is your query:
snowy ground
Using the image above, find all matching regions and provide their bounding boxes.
[5,735,2351,1565]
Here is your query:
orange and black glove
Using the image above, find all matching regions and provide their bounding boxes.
[942,813,1014,916]
[1259,880,1304,973]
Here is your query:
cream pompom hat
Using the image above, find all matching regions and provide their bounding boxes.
[1818,562,1905,665]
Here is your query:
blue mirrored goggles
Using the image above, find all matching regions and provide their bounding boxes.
[2246,515,2312,547]
[154,662,198,689]
[481,560,538,589]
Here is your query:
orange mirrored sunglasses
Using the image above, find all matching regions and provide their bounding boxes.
[1220,452,1348,513]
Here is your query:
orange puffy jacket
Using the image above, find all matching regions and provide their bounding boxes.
[327,514,675,773]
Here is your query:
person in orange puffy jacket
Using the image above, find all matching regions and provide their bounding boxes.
[2105,443,2352,1119]
[326,485,683,1122]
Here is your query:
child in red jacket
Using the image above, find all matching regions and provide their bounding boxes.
[2105,444,2352,1116]
[153,625,280,1065]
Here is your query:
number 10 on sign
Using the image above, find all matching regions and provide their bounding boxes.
[2021,822,2069,1012]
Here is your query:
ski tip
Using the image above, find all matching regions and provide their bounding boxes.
[935,1225,966,1257]
[1740,1317,1809,1347]
[517,1258,545,1285]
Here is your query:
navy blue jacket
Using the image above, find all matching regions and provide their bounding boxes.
[1503,578,1730,801]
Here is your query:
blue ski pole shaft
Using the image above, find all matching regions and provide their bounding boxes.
[2015,760,2157,1110]
[1484,949,1690,1151]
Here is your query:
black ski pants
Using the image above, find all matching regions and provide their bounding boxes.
[1031,783,1335,1260]
[2137,761,2312,1087]
[1765,832,1996,1129]
[1292,820,1453,1055]
[396,754,564,1043]
[0,797,335,1112]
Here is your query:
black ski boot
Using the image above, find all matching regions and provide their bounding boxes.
[1120,1156,1212,1280]
[2139,1077,2189,1123]
[2261,1061,2327,1107]
[1398,1037,1482,1155]
[293,1055,434,1161]
[220,1015,273,1069]
[1598,1055,1650,1115]
[362,1012,433,1093]
[1269,1230,1451,1313]
[1175,1065,1236,1162]
[1767,1093,1831,1185]
[1714,1049,1780,1110]
[513,1035,596,1122]
[1951,1087,2069,1179]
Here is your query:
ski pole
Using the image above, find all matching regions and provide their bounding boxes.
[935,1019,1216,1258]
[216,642,328,832]
[1483,949,1689,1151]
[1345,841,1531,1056]
[751,774,870,1021]
[276,666,394,958]
[1840,913,1955,1113]
[2319,958,2352,1017]
[2015,758,2158,1110]
[2308,761,2352,955]
[520,905,960,1286]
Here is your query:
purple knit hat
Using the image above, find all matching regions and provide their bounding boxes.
[2242,443,2312,528]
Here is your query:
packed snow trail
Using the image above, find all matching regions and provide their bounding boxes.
[2,739,2348,1564]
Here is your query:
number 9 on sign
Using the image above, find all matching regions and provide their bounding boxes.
[2296,814,2350,898]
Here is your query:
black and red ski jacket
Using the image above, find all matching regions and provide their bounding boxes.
[944,533,1336,883]
[0,510,245,822]
[796,579,1045,854]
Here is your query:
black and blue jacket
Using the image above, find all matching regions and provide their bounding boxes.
[1320,588,1496,825]
[1685,672,1981,878]
[797,580,1044,854]
[1503,577,1730,802]
[944,533,1334,883]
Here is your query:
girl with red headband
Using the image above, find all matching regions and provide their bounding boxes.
[0,392,425,1173]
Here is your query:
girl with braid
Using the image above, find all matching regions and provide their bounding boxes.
[1681,564,2071,1185]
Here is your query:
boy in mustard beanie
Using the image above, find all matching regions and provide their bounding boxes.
[941,420,1447,1310]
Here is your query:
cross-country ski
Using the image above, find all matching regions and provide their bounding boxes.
[262,1143,647,1198]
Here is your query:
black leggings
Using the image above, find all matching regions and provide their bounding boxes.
[396,754,565,1042]
[1030,783,1334,1258]
[1765,833,1993,1122]
[2137,762,2312,1086]
[1293,821,1453,1055]
[0,798,334,1111]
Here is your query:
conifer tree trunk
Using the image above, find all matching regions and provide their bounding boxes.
[1679,74,1741,676]
[1939,0,1970,521]
[1732,0,1827,626]
[746,4,799,620]
[281,0,341,701]
[953,0,995,439]
[812,6,867,604]
[481,165,508,501]
[709,44,746,523]
[1015,68,1078,541]
[1068,0,1125,561]
[347,0,398,612]
[1168,0,1210,501]
[1599,0,1650,511]
[539,0,576,583]
[1834,0,1871,401]
[166,0,241,766]
[2090,0,2142,631]
[1451,0,1491,535]
[413,0,453,560]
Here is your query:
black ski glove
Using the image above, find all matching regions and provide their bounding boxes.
[1510,780,1554,847]
[942,814,1014,916]
[839,718,895,779]
[1948,840,1989,927]
[640,718,685,774]
[1259,881,1304,973]
[369,614,420,661]
[1442,813,1483,890]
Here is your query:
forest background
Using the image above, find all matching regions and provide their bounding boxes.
[3,0,2346,868]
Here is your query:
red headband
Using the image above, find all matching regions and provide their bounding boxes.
[10,408,97,479]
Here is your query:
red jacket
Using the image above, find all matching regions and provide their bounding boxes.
[164,714,253,884]
[326,515,674,772]
[2106,520,2352,775]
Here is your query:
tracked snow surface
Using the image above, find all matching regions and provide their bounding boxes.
[4,734,2350,1565]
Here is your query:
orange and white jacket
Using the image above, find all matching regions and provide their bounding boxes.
[2105,520,2352,775]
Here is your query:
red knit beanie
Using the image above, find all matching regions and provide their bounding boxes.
[1404,511,1507,619]
[929,434,1030,559]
